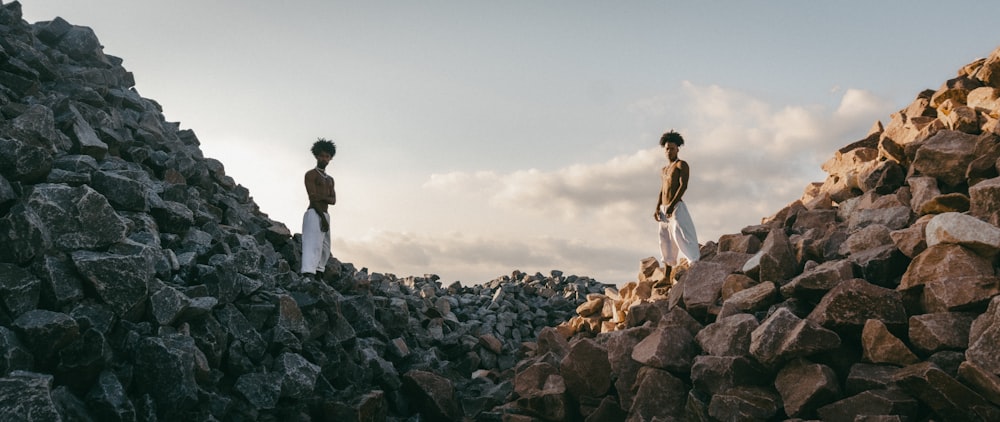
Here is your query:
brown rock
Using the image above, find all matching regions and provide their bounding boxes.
[940,102,980,133]
[926,212,1000,259]
[958,361,1000,406]
[970,176,1000,226]
[931,87,969,109]
[840,224,893,256]
[575,294,604,317]
[921,274,1000,312]
[967,86,1000,112]
[603,325,652,410]
[478,334,503,355]
[584,396,626,422]
[807,279,908,335]
[677,261,730,320]
[658,306,704,337]
[908,312,976,355]
[718,281,778,318]
[911,130,980,187]
[750,307,841,367]
[816,389,920,422]
[631,325,698,374]
[708,386,782,422]
[774,358,842,418]
[847,206,912,232]
[849,244,909,289]
[894,361,1000,421]
[560,338,611,400]
[695,313,758,357]
[907,176,941,213]
[889,215,930,258]
[898,244,994,292]
[691,355,768,395]
[717,233,761,254]
[402,370,462,421]
[780,259,854,301]
[846,363,903,395]
[969,296,1000,376]
[918,193,971,215]
[861,319,919,366]
[513,362,568,421]
[721,273,757,301]
[628,366,687,420]
[742,228,798,285]
[536,326,569,360]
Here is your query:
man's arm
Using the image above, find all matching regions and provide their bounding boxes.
[654,167,664,221]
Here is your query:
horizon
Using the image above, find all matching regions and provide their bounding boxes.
[21,1,1000,285]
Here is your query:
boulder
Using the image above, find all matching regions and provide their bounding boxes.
[559,338,611,400]
[969,176,1000,226]
[911,130,980,187]
[894,362,1000,421]
[779,259,853,301]
[718,281,778,318]
[628,367,688,420]
[695,313,758,357]
[861,319,919,366]
[925,211,1000,259]
[816,388,920,422]
[750,307,841,368]
[774,358,842,418]
[402,370,462,422]
[631,324,699,375]
[908,312,976,355]
[807,279,908,336]
[708,386,782,421]
[690,355,767,395]
[0,371,63,421]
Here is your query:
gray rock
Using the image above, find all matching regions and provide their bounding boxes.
[0,262,40,317]
[71,250,152,318]
[0,371,63,421]
[235,371,282,410]
[86,370,135,422]
[276,352,320,398]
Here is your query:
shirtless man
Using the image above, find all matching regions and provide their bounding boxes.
[301,138,337,278]
[654,130,699,276]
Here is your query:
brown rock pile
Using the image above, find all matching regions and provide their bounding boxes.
[492,46,1000,421]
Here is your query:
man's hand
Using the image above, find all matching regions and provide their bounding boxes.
[665,204,676,218]
[653,209,661,221]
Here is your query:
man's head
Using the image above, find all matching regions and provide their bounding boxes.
[311,138,336,169]
[659,130,684,161]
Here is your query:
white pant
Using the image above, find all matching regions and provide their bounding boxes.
[300,209,331,274]
[659,202,699,267]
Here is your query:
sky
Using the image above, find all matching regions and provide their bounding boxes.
[21,1,1000,286]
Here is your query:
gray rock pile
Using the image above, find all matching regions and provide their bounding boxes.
[491,48,1000,420]
[0,3,613,421]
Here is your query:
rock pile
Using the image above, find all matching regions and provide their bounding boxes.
[0,3,614,421]
[491,47,1000,420]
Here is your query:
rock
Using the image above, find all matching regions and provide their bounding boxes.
[889,216,929,258]
[0,263,41,317]
[780,259,854,302]
[717,233,761,254]
[631,324,699,375]
[718,281,777,318]
[899,243,994,290]
[0,327,34,374]
[894,361,1000,421]
[11,309,79,365]
[691,355,767,395]
[628,367,687,420]
[911,130,980,187]
[861,319,919,366]
[774,358,841,418]
[907,176,941,213]
[968,296,1000,375]
[750,307,841,368]
[918,192,970,215]
[743,228,798,285]
[695,313,758,357]
[840,224,893,255]
[970,176,1000,225]
[559,338,611,400]
[276,352,320,398]
[848,206,912,232]
[925,211,1000,259]
[134,335,199,417]
[71,250,153,318]
[708,386,782,421]
[846,363,902,395]
[0,371,63,421]
[235,371,282,410]
[86,370,136,422]
[603,325,651,410]
[816,388,919,422]
[807,279,908,336]
[958,361,1000,406]
[720,273,757,301]
[908,312,976,355]
[676,261,730,320]
[512,362,568,422]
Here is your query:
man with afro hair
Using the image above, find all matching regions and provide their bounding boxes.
[301,138,337,278]
[654,130,699,281]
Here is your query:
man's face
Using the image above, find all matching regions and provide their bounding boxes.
[315,152,332,169]
[664,142,678,161]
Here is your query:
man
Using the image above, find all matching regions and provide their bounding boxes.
[301,138,337,278]
[654,130,699,278]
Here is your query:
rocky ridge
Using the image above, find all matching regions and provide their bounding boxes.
[2,1,1000,421]
[0,3,613,421]
[492,46,1000,421]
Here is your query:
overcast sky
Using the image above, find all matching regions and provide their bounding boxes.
[22,1,1000,286]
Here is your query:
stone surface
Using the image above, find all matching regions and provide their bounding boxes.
[925,211,1000,259]
[861,319,919,366]
[908,312,976,355]
[807,279,908,335]
[894,362,1000,421]
[750,307,841,368]
[774,358,842,418]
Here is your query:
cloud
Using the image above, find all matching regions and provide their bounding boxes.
[340,82,897,286]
